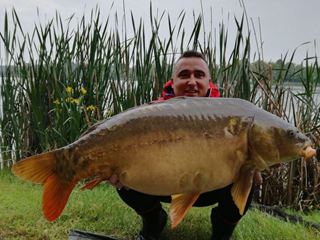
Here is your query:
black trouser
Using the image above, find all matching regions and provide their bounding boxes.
[117,183,254,224]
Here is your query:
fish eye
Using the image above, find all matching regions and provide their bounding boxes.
[287,129,295,137]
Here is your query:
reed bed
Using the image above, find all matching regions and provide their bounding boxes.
[0,6,319,210]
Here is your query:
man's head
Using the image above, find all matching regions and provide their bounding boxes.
[172,50,211,97]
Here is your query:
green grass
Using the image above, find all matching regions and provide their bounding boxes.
[0,170,319,240]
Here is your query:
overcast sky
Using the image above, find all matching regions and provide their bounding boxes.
[0,0,319,63]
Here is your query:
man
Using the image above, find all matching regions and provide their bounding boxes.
[110,50,258,240]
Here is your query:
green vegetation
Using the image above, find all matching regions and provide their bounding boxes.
[0,170,319,240]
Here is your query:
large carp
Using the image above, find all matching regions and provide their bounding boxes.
[12,97,316,228]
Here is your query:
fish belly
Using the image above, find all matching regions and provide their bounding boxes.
[115,131,248,195]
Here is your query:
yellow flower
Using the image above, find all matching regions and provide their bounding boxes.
[65,97,80,104]
[53,99,60,105]
[66,97,73,103]
[106,109,113,117]
[86,105,96,111]
[72,98,80,104]
[79,87,87,95]
[66,86,73,94]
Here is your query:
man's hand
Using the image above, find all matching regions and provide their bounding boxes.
[107,174,124,190]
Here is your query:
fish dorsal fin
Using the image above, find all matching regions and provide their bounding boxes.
[170,192,200,228]
[43,175,77,221]
[231,164,255,215]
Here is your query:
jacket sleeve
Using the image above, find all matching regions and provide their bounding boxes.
[209,82,221,98]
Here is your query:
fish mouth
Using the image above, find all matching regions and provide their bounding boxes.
[300,145,317,160]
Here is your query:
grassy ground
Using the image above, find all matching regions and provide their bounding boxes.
[0,169,319,240]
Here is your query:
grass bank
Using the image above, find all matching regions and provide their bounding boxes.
[0,170,319,240]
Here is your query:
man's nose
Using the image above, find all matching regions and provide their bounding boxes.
[187,76,197,85]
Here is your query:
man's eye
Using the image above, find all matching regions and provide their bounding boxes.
[194,71,205,78]
[178,71,190,78]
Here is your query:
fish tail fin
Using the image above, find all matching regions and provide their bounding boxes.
[11,151,58,184]
[12,150,77,221]
[43,174,76,221]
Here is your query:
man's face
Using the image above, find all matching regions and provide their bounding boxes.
[172,57,210,97]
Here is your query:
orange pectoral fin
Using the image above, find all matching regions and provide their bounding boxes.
[170,192,200,228]
[231,165,255,215]
[43,174,77,221]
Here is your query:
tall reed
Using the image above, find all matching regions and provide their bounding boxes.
[0,6,319,209]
